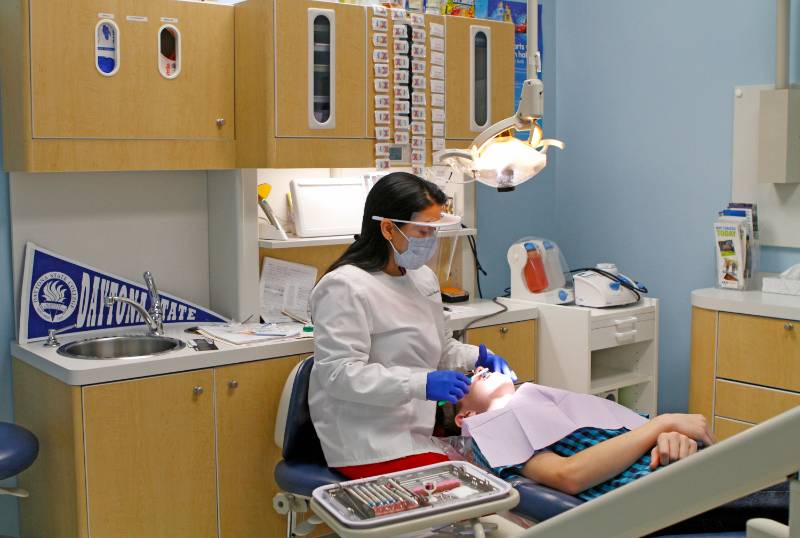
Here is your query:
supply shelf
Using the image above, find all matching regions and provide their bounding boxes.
[590,367,652,395]
[259,227,477,249]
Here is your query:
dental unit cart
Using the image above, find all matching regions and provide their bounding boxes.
[310,462,520,537]
[499,296,659,418]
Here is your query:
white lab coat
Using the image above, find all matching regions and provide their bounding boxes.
[308,263,478,467]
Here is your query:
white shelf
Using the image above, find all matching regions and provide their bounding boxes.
[258,227,478,249]
[590,367,652,394]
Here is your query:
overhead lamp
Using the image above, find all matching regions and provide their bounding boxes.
[434,0,563,192]
[435,79,563,192]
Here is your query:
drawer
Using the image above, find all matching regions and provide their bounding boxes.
[591,316,656,351]
[466,320,536,383]
[713,416,753,441]
[715,380,800,424]
[717,313,800,392]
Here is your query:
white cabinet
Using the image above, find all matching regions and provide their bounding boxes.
[526,298,659,417]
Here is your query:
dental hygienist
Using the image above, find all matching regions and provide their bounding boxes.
[309,172,514,479]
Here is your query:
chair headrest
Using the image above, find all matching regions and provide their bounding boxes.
[276,357,327,464]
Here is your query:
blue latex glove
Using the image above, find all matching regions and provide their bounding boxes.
[475,344,517,382]
[426,370,471,404]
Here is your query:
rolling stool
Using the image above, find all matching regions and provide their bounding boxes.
[0,421,39,538]
[0,422,38,499]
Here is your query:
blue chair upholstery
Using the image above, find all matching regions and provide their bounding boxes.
[274,358,345,496]
[0,422,38,481]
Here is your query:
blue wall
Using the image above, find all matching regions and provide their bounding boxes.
[0,104,20,536]
[480,0,800,413]
[477,0,560,299]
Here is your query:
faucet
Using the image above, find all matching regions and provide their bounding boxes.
[105,271,165,336]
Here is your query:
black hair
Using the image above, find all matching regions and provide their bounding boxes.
[326,172,447,275]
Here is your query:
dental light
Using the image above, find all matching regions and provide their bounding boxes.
[434,1,563,192]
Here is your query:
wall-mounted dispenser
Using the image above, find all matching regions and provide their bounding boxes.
[308,8,336,129]
[158,24,181,79]
[95,19,120,77]
[469,25,492,132]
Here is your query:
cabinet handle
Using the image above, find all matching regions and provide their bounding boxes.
[216,118,226,128]
[499,327,509,335]
[193,386,204,396]
[228,380,239,389]
[785,322,795,331]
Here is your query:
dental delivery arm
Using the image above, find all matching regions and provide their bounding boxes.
[517,406,800,538]
[523,414,711,495]
[312,275,429,406]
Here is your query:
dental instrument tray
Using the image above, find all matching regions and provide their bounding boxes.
[311,461,513,529]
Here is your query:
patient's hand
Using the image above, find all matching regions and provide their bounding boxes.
[649,432,697,469]
[652,413,714,447]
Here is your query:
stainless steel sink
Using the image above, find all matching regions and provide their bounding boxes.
[57,335,185,360]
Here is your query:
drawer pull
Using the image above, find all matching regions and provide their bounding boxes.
[228,380,239,389]
[615,330,637,343]
[499,327,509,335]
[785,322,794,331]
[614,317,638,326]
[193,386,204,396]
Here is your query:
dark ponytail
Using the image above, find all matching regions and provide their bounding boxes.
[326,172,447,275]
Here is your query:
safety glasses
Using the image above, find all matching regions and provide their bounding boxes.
[371,212,461,231]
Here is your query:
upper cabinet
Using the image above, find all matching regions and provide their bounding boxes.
[445,17,514,142]
[236,0,372,169]
[0,0,236,172]
[1,0,517,172]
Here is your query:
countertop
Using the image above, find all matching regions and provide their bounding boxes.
[691,287,800,321]
[11,299,537,386]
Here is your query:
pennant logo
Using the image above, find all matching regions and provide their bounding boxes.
[31,272,79,323]
[19,243,229,343]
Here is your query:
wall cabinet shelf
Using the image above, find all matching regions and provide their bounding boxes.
[258,227,478,249]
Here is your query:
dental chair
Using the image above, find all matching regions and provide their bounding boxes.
[272,357,790,537]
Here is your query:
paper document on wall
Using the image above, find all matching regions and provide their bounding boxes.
[260,257,317,324]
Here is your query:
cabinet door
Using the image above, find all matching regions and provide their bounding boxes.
[445,17,514,141]
[717,313,800,393]
[82,369,217,538]
[216,355,305,538]
[275,0,366,138]
[466,320,536,383]
[30,0,234,140]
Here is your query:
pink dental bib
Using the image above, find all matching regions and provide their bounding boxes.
[461,383,648,468]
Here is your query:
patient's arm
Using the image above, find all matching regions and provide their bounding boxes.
[520,414,712,496]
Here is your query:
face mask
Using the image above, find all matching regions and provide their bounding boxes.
[390,225,439,270]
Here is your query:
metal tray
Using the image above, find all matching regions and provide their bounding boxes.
[312,461,512,529]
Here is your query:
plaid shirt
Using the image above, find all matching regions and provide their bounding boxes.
[472,427,654,501]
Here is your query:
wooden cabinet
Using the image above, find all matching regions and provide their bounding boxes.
[236,0,373,168]
[0,0,236,171]
[82,370,218,538]
[12,354,308,538]
[689,307,800,442]
[444,16,515,142]
[216,357,301,538]
[466,320,537,383]
[274,0,366,139]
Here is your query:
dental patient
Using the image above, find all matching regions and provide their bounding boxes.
[453,368,715,501]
